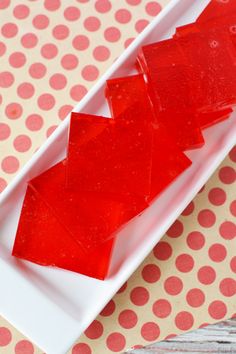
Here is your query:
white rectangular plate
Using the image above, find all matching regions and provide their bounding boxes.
[0,1,235,353]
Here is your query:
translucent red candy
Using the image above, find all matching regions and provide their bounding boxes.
[177,30,236,112]
[67,110,154,198]
[197,0,236,24]
[12,185,114,280]
[105,74,192,201]
[137,40,204,151]
[30,161,126,249]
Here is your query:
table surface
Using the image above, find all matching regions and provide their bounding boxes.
[127,318,236,353]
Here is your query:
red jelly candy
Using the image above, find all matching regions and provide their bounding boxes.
[12,185,114,280]
[137,43,204,150]
[197,108,233,129]
[30,160,145,249]
[105,74,152,118]
[197,0,236,24]
[67,110,153,198]
[105,74,192,201]
[177,30,236,112]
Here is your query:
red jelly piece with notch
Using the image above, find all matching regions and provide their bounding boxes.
[177,30,236,112]
[67,110,153,198]
[105,74,192,202]
[197,108,233,129]
[12,185,114,280]
[137,41,204,150]
[30,160,146,249]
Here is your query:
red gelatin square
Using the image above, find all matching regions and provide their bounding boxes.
[177,30,236,111]
[105,74,151,118]
[30,161,146,249]
[67,110,153,198]
[197,108,233,129]
[197,0,236,24]
[12,185,114,280]
[105,74,192,200]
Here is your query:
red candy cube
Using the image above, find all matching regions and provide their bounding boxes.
[12,185,115,280]
[197,0,236,24]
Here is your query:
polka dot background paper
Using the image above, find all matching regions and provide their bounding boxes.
[0,1,235,353]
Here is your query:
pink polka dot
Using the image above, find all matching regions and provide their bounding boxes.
[13,5,30,19]
[64,6,80,21]
[164,276,183,295]
[5,102,23,119]
[70,84,87,101]
[106,332,126,352]
[104,27,121,42]
[61,54,78,70]
[230,256,236,273]
[0,123,10,141]
[29,63,47,78]
[219,221,236,240]
[130,286,149,306]
[49,73,67,90]
[93,45,110,61]
[182,201,195,216]
[175,254,194,273]
[152,299,172,318]
[165,334,176,340]
[58,105,73,120]
[0,42,6,56]
[17,83,35,99]
[9,52,26,68]
[230,200,236,217]
[84,17,101,32]
[208,300,227,320]
[166,220,184,238]
[118,309,137,329]
[33,15,49,29]
[153,241,172,261]
[146,1,162,16]
[229,146,236,162]
[100,299,116,317]
[197,266,216,285]
[1,23,18,38]
[0,327,12,346]
[187,231,205,250]
[46,125,57,137]
[175,311,194,331]
[0,71,14,88]
[38,94,55,111]
[44,0,61,11]
[142,264,161,283]
[95,0,111,13]
[198,185,205,193]
[209,243,227,262]
[0,0,10,9]
[52,25,69,40]
[124,37,134,48]
[73,35,90,51]
[198,209,216,228]
[199,323,209,329]
[84,320,103,339]
[135,19,149,33]
[15,340,34,354]
[1,156,19,174]
[115,9,131,24]
[220,278,236,297]
[126,0,141,5]
[82,65,99,81]
[117,282,127,294]
[141,322,160,341]
[13,135,32,152]
[208,187,226,206]
[72,343,91,354]
[21,33,38,49]
[219,166,236,184]
[0,178,7,192]
[41,43,58,60]
[186,288,205,307]
[26,114,43,131]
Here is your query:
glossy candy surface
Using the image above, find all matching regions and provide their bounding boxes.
[12,186,114,280]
